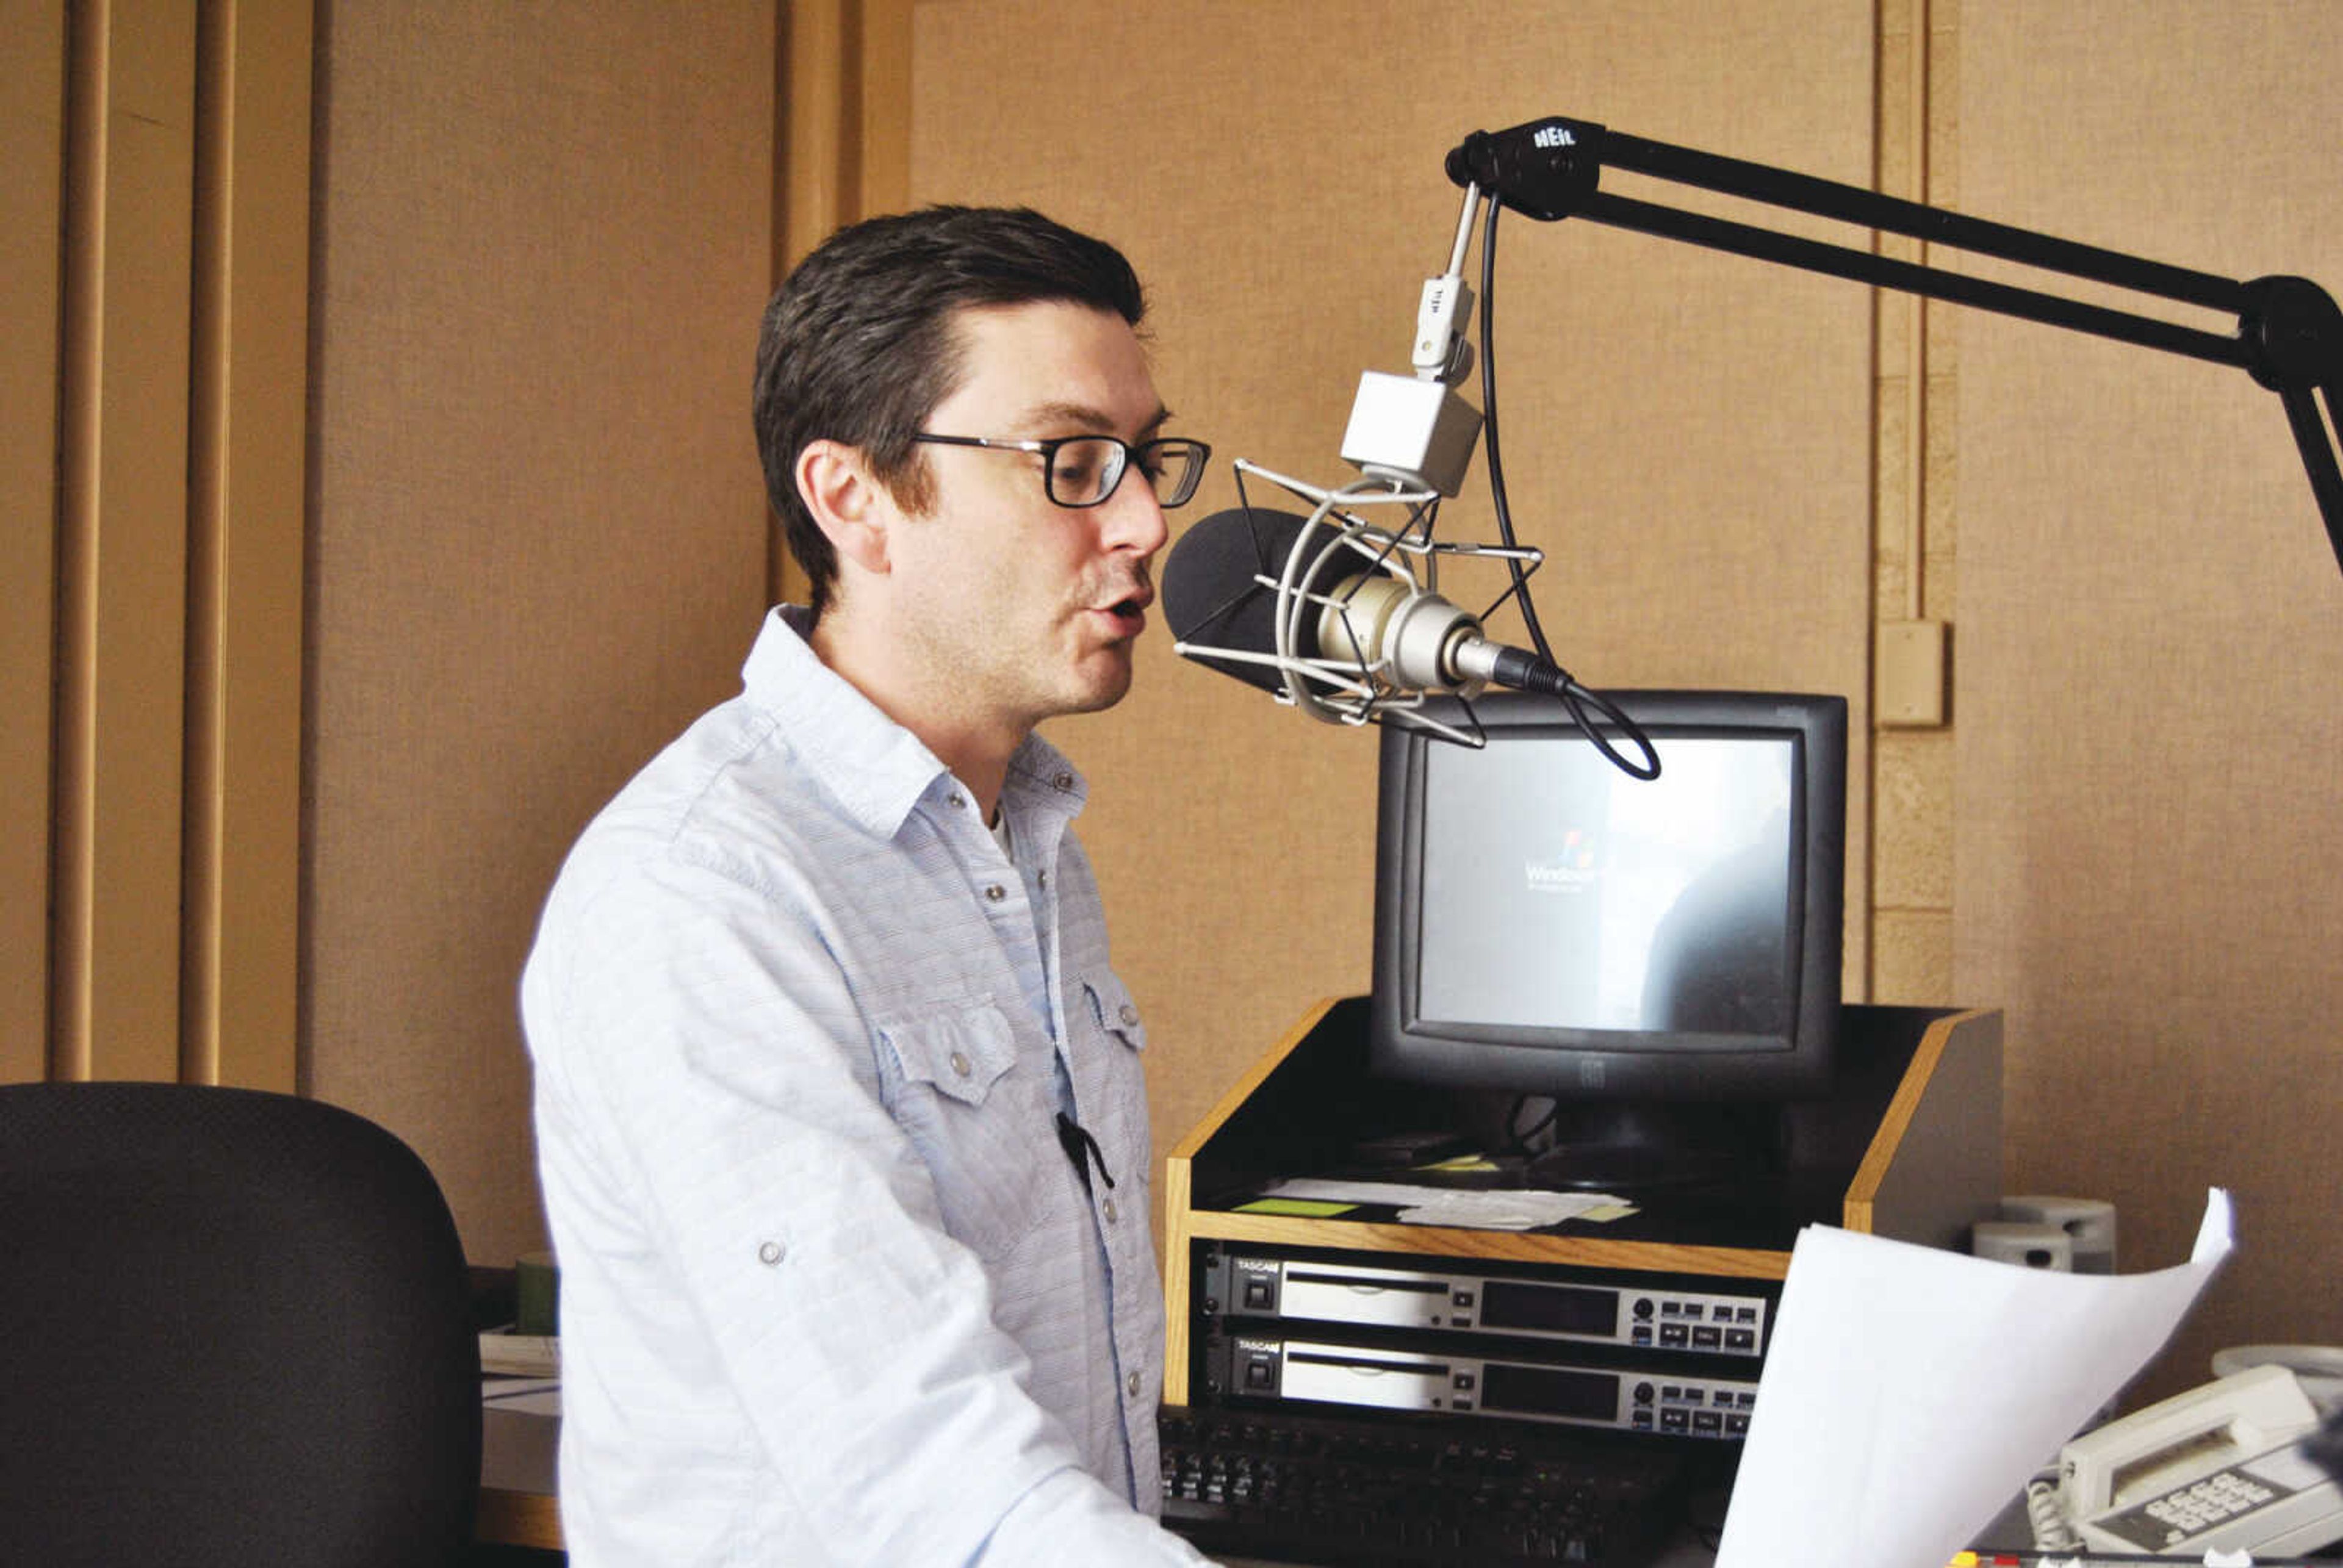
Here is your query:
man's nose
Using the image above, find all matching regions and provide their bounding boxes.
[1102,472,1170,558]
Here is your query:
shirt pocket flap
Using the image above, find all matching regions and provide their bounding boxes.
[880,1005,1018,1107]
[1081,971,1146,1054]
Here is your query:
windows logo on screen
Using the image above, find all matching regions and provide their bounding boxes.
[1524,828,1602,894]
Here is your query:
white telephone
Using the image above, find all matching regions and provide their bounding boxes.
[2051,1363,2343,1556]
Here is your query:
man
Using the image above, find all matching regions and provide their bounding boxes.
[522,207,1216,1564]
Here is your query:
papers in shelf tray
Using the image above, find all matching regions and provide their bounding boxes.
[1253,1177,1637,1230]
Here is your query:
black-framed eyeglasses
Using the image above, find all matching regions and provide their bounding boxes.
[909,433,1212,509]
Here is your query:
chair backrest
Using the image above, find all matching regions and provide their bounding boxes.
[0,1081,481,1567]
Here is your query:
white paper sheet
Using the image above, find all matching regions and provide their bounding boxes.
[1259,1177,1633,1230]
[1715,1188,2234,1568]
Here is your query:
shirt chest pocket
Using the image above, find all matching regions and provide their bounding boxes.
[1072,969,1152,1199]
[1080,971,1146,1055]
[874,1003,1053,1261]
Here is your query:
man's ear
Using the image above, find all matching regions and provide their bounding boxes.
[794,439,896,577]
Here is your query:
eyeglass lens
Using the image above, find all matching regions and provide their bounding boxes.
[1049,438,1206,508]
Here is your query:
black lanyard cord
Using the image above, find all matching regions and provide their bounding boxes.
[1054,1111,1116,1194]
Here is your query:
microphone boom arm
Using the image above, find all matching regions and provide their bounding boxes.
[1446,117,2343,576]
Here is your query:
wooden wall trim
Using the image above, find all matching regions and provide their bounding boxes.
[854,0,909,222]
[183,0,310,1090]
[778,0,846,278]
[1865,0,1958,1007]
[771,0,911,607]
[37,0,309,1089]
[1,0,69,1085]
[777,0,910,272]
[54,0,200,1083]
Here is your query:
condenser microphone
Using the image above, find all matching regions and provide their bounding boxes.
[1161,506,1578,702]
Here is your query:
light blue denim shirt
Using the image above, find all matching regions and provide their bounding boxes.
[523,608,1202,1566]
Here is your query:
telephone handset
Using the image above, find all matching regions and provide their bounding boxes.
[2052,1363,2343,1556]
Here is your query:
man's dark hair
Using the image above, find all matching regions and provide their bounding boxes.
[753,206,1147,619]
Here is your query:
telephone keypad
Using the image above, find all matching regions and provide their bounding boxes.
[2106,1466,2287,1550]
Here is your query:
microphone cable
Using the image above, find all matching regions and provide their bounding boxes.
[1475,198,1662,781]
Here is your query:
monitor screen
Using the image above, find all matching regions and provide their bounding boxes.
[1371,691,1846,1106]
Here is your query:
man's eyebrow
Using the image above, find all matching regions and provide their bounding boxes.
[1020,400,1173,436]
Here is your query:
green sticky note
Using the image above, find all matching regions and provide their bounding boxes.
[1416,1154,1500,1173]
[1234,1198,1358,1218]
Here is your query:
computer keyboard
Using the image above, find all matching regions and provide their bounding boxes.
[1158,1406,1701,1566]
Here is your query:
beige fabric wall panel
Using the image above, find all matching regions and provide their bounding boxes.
[1954,3,2343,1398]
[309,1,776,1262]
[906,0,1881,1187]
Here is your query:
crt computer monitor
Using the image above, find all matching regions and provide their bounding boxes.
[1368,689,1848,1187]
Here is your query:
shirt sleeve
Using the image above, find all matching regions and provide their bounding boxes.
[982,1469,1217,1567]
[528,846,1210,1566]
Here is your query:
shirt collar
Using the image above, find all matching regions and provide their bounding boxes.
[743,606,1089,839]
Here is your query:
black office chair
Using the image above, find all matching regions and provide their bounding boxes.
[0,1080,482,1567]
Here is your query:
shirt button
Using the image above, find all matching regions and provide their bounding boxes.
[1119,1002,1140,1026]
[949,1051,971,1078]
[984,883,1007,902]
[946,791,966,810]
[1054,772,1074,791]
[1126,1371,1143,1399]
[1103,1197,1119,1224]
[1037,870,1049,889]
[758,1240,785,1266]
